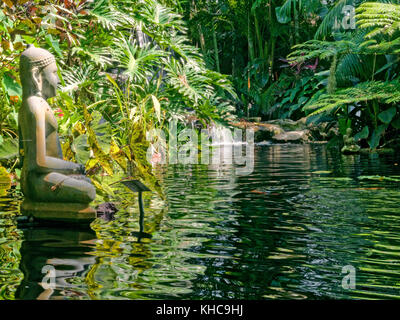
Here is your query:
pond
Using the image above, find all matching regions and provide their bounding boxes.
[1,144,400,300]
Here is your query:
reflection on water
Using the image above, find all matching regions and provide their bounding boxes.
[1,144,400,299]
[16,227,97,300]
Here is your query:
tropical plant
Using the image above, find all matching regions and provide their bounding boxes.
[279,0,400,150]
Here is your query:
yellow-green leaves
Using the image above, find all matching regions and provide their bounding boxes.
[0,166,11,197]
[151,95,161,123]
[0,138,18,160]
[2,73,22,97]
[83,106,114,176]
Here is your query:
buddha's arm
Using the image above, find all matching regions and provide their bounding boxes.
[34,106,83,175]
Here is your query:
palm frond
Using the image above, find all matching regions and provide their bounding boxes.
[71,46,113,68]
[88,0,125,31]
[62,64,103,93]
[164,58,212,105]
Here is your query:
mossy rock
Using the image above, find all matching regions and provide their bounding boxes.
[266,119,308,131]
[341,145,361,155]
[272,130,311,143]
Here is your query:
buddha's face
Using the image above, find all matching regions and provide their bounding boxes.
[41,62,59,99]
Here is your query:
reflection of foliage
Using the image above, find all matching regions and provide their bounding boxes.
[0,210,23,301]
[0,239,23,300]
[85,164,227,299]
[0,166,11,197]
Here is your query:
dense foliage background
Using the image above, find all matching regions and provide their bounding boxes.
[2,0,400,195]
[176,0,400,150]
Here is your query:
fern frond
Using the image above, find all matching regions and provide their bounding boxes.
[357,2,400,38]
[304,80,400,116]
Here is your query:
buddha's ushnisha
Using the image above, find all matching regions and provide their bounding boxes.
[18,45,95,203]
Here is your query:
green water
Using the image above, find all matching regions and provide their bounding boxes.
[1,144,400,300]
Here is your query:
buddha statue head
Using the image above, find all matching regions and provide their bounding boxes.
[20,44,59,99]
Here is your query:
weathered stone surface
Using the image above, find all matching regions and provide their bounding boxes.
[232,121,284,141]
[232,118,338,144]
[272,130,310,143]
[341,146,361,154]
[21,200,96,224]
[267,118,308,132]
[341,128,360,154]
[232,117,342,146]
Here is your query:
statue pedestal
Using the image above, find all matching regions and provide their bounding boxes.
[20,200,97,224]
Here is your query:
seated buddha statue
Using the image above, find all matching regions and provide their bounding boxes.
[341,127,360,155]
[18,45,96,219]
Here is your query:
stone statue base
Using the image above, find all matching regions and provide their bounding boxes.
[20,200,96,224]
[341,145,361,155]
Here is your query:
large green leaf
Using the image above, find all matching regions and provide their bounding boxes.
[275,6,291,24]
[2,73,22,97]
[72,111,112,165]
[391,118,400,129]
[45,34,62,58]
[378,107,397,124]
[91,111,112,154]
[368,124,387,150]
[71,134,90,164]
[0,138,18,160]
[354,125,369,142]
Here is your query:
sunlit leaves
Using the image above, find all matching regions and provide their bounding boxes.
[113,38,165,84]
[0,138,18,160]
[164,58,212,106]
[151,95,161,123]
[357,2,400,38]
[88,0,124,30]
[2,73,22,97]
[0,165,11,197]
[0,0,237,202]
[62,63,104,93]
[82,106,113,176]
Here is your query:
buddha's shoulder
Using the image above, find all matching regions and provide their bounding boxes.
[24,96,48,113]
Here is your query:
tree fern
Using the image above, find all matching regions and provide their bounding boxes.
[315,0,393,39]
[357,2,400,38]
[304,80,400,116]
